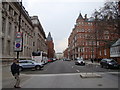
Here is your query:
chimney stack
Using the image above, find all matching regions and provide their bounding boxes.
[84,14,87,20]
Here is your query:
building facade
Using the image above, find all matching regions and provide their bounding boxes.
[1,2,47,62]
[55,53,63,59]
[68,13,96,60]
[63,48,68,59]
[68,13,119,60]
[46,32,55,58]
[31,16,48,54]
[110,39,120,63]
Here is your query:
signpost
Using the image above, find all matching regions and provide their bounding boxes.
[14,32,23,52]
[14,0,22,59]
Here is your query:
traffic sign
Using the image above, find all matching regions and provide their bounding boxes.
[14,32,23,52]
[16,32,23,38]
[16,43,21,48]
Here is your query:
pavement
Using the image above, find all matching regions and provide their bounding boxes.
[2,65,31,88]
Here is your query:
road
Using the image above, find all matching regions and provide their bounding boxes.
[21,60,119,74]
[2,60,120,89]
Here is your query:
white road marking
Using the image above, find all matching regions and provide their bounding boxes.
[21,72,119,77]
[76,70,80,72]
[21,73,82,77]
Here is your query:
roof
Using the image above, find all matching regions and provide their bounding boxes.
[78,13,83,19]
[47,32,53,41]
[111,38,120,47]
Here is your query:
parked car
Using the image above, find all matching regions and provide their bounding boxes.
[63,58,71,61]
[19,60,44,71]
[48,58,54,62]
[53,58,57,61]
[75,58,85,65]
[100,59,119,69]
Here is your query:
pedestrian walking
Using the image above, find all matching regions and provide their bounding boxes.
[91,59,93,63]
[11,59,21,88]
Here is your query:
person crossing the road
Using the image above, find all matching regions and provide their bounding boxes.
[11,59,21,88]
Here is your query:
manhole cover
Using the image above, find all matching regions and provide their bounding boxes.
[98,84,102,86]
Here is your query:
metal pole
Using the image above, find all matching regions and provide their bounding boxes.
[95,16,98,62]
[17,0,22,59]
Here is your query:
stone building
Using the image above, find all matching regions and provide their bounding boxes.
[55,52,63,59]
[46,32,55,58]
[30,16,48,54]
[1,2,47,62]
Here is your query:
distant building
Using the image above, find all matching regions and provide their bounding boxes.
[110,38,120,63]
[46,32,55,58]
[55,52,63,59]
[63,48,68,59]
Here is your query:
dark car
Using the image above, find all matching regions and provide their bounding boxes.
[100,59,119,69]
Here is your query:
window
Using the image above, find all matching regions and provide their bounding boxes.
[104,49,107,55]
[97,41,99,45]
[82,29,84,32]
[33,42,35,46]
[88,29,90,32]
[8,22,12,36]
[104,31,109,34]
[7,40,10,55]
[100,51,102,56]
[2,38,4,54]
[2,17,6,33]
[2,3,5,9]
[104,35,109,39]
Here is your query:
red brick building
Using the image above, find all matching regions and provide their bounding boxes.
[68,13,119,60]
[46,32,55,58]
[96,18,119,60]
[68,13,96,60]
[63,48,68,59]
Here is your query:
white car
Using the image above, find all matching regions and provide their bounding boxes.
[19,60,44,71]
[75,58,85,65]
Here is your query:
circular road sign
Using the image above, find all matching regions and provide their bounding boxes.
[16,43,21,48]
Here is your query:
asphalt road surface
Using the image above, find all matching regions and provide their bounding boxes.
[21,60,119,74]
[20,60,119,88]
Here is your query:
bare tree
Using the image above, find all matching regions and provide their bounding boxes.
[92,1,120,36]
[92,1,120,49]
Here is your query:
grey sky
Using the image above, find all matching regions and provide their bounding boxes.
[23,0,105,53]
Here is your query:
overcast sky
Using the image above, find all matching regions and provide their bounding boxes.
[22,0,105,53]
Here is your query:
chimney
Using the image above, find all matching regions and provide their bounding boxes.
[84,14,87,20]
